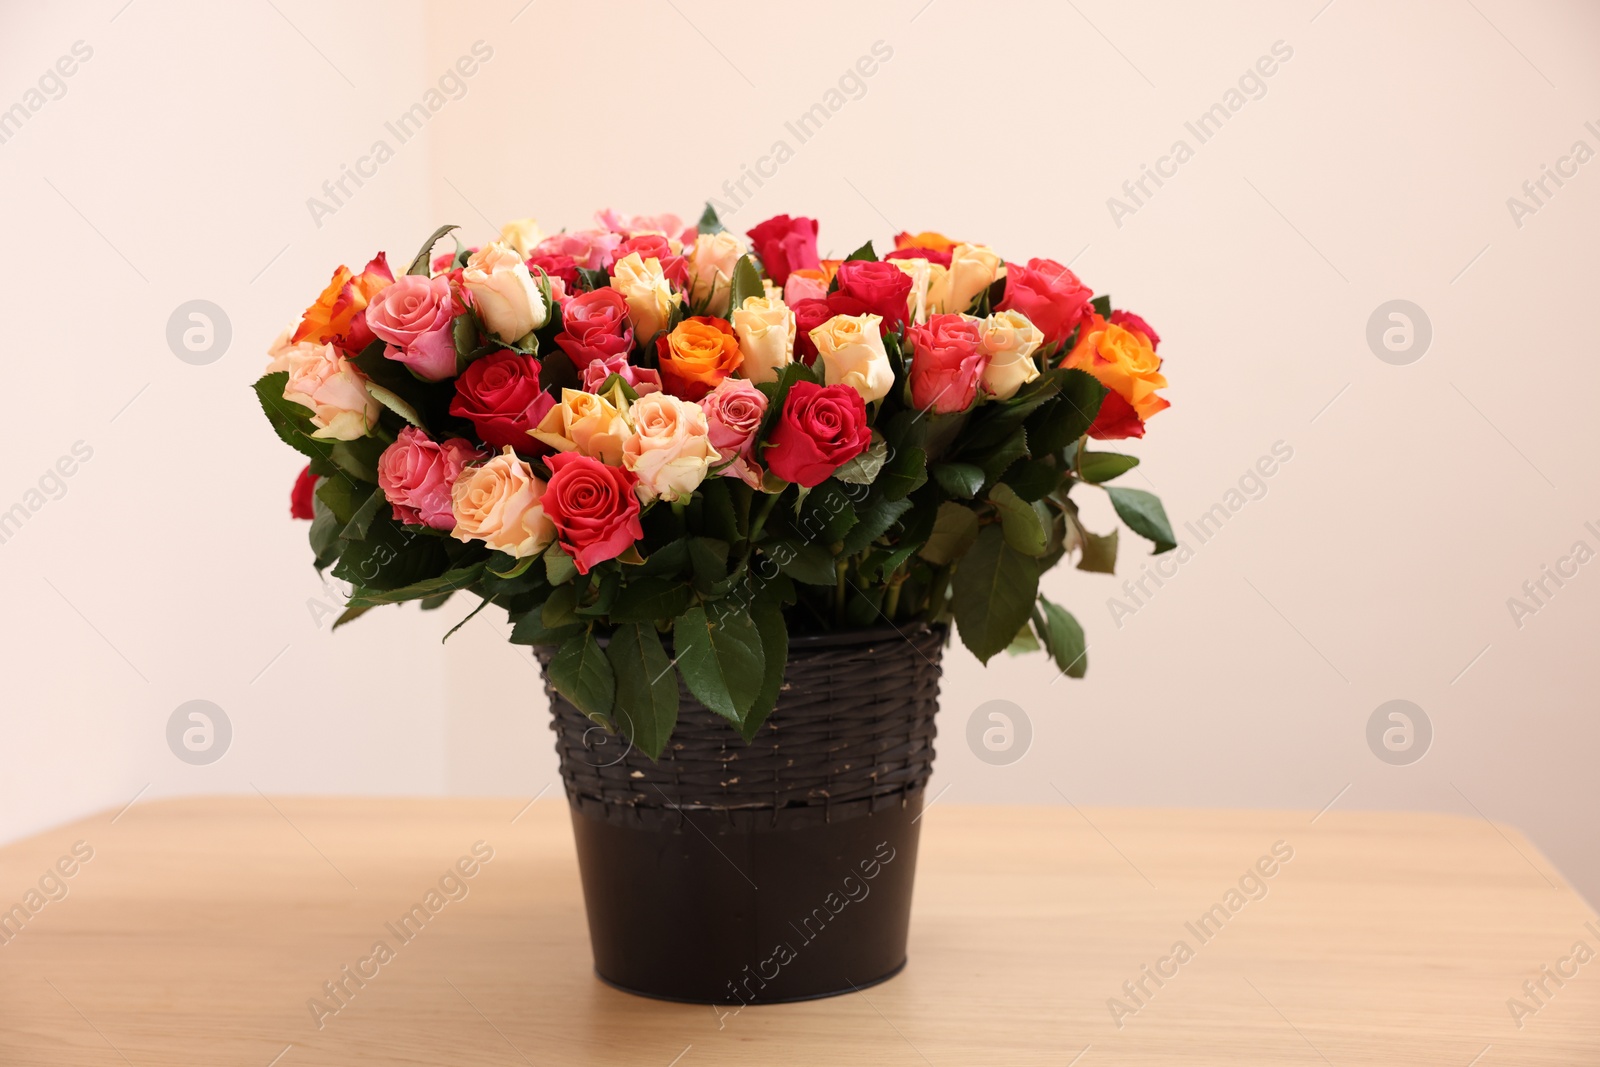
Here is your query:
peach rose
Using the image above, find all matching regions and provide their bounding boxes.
[499,217,544,257]
[976,309,1044,400]
[529,387,632,465]
[810,313,894,403]
[622,393,718,503]
[657,316,742,401]
[930,243,1003,316]
[730,295,795,385]
[464,242,548,344]
[686,231,746,316]
[281,341,380,440]
[450,447,556,559]
[609,251,680,345]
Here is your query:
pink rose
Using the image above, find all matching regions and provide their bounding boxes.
[282,341,380,440]
[378,427,483,530]
[531,229,622,272]
[526,252,580,292]
[542,452,643,574]
[365,274,460,382]
[997,258,1093,349]
[907,313,987,413]
[784,271,829,305]
[595,209,694,245]
[701,378,769,488]
[555,288,635,366]
[579,353,662,395]
[613,234,688,288]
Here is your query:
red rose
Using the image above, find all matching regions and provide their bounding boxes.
[613,234,688,288]
[997,258,1093,350]
[449,350,556,450]
[764,381,871,487]
[829,260,913,335]
[542,452,644,574]
[746,214,820,286]
[884,246,952,269]
[556,288,635,366]
[907,314,986,413]
[290,464,317,520]
[526,253,580,292]
[791,298,834,364]
[1109,309,1160,351]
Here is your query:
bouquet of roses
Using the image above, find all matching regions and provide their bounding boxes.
[257,205,1174,756]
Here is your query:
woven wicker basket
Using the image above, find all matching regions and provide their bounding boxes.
[536,623,948,1003]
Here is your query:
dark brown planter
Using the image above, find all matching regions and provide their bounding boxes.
[537,623,946,1004]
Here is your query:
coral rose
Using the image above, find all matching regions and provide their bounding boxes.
[542,452,644,574]
[1062,314,1170,440]
[657,316,742,401]
[379,427,482,530]
[555,287,635,366]
[449,350,555,450]
[293,254,393,352]
[622,393,717,503]
[810,313,894,403]
[906,314,986,414]
[764,381,871,488]
[450,447,556,559]
[997,257,1093,350]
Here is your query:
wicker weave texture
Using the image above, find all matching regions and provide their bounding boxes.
[539,625,946,830]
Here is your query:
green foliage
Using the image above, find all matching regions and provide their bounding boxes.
[549,630,615,724]
[951,524,1040,664]
[606,623,679,759]
[1105,486,1177,554]
[674,606,765,725]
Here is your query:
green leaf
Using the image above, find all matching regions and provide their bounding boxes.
[1105,486,1177,554]
[728,255,765,315]
[608,576,692,624]
[697,201,725,235]
[340,486,386,541]
[989,484,1047,557]
[737,597,788,742]
[674,605,765,724]
[365,381,426,431]
[407,223,459,276]
[795,481,858,543]
[1077,528,1119,574]
[951,524,1040,664]
[544,544,578,585]
[932,462,985,499]
[844,240,877,262]
[696,477,740,543]
[1006,620,1040,655]
[576,266,610,292]
[1027,370,1108,457]
[918,502,980,565]
[1079,451,1140,484]
[253,372,333,463]
[878,445,928,501]
[1005,458,1062,502]
[1090,294,1112,319]
[548,630,616,723]
[638,538,689,578]
[419,591,454,610]
[308,496,342,570]
[329,517,449,591]
[331,605,371,630]
[452,310,481,367]
[326,438,384,484]
[1036,596,1088,677]
[345,563,485,607]
[315,476,364,526]
[840,495,913,555]
[488,554,536,579]
[833,436,889,485]
[606,623,680,759]
[979,427,1028,488]
[541,584,579,628]
[771,540,837,585]
[508,611,582,646]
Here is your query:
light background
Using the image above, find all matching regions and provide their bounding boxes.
[2,0,1596,905]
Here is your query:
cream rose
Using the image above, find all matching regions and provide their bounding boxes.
[499,217,544,258]
[529,388,632,465]
[931,243,1003,316]
[730,295,795,385]
[686,231,746,316]
[281,341,379,440]
[450,447,555,559]
[622,393,717,503]
[464,241,548,343]
[811,313,894,403]
[890,257,936,326]
[609,251,680,345]
[976,309,1045,399]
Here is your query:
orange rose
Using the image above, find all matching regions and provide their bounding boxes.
[656,316,742,401]
[293,253,393,351]
[893,230,958,254]
[1062,313,1169,440]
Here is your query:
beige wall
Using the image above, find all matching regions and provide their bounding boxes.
[3,1,1596,905]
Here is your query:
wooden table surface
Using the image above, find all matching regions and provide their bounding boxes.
[0,797,1595,1066]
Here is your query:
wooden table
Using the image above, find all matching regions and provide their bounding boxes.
[1,798,1595,1065]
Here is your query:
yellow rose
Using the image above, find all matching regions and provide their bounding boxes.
[730,295,795,385]
[810,313,894,403]
[609,251,681,345]
[686,231,746,316]
[450,447,555,559]
[623,393,717,503]
[499,217,545,258]
[464,242,548,343]
[931,243,1003,315]
[976,309,1044,400]
[529,387,632,465]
